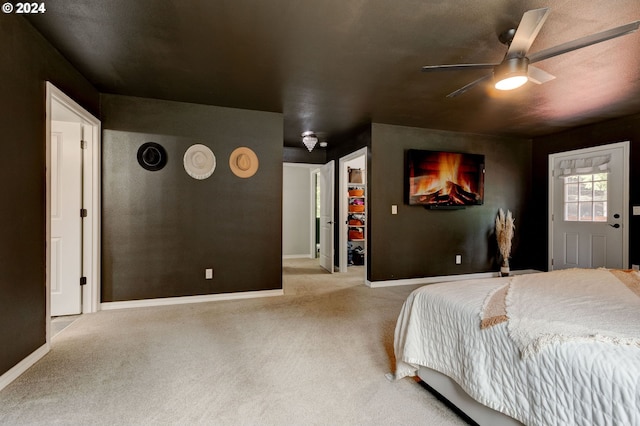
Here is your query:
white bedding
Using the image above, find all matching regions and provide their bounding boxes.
[393,273,640,426]
[506,269,640,358]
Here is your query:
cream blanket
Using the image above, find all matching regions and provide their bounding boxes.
[505,268,640,358]
[393,271,640,425]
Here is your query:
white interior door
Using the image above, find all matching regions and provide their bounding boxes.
[51,120,83,316]
[319,161,335,273]
[550,143,628,270]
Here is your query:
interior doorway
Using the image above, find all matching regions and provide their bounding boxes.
[46,82,101,342]
[339,148,367,277]
[282,163,317,260]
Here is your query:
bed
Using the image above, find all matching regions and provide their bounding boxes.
[391,268,640,426]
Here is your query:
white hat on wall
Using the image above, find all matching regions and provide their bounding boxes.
[183,144,216,180]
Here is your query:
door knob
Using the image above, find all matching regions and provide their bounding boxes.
[609,223,620,229]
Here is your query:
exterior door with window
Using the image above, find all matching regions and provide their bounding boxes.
[550,143,627,270]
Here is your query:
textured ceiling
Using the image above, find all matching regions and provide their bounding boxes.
[26,0,640,148]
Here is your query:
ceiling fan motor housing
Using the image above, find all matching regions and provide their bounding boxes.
[494,57,529,89]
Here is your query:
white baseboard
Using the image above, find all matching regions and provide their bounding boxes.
[366,269,541,288]
[101,289,284,311]
[0,343,49,392]
[283,254,313,259]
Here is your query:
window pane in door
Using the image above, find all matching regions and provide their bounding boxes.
[579,203,593,221]
[593,181,607,201]
[579,182,593,201]
[593,173,608,181]
[593,202,607,222]
[565,203,578,221]
[565,183,578,202]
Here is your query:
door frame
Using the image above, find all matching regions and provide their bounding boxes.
[548,141,629,270]
[312,168,320,258]
[282,162,317,259]
[45,82,101,342]
[338,147,367,273]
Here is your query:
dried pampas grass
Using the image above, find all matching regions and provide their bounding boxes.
[496,209,515,267]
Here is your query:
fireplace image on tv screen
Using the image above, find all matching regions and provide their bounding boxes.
[406,149,484,207]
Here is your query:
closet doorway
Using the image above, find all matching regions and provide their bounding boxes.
[339,148,367,276]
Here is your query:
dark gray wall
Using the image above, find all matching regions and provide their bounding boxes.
[101,95,283,301]
[531,113,640,271]
[368,123,532,282]
[0,16,99,376]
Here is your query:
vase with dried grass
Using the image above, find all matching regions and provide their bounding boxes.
[495,209,515,277]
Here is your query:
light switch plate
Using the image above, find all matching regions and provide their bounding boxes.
[391,205,398,215]
[633,206,640,215]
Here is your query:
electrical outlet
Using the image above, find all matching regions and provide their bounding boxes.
[455,254,462,265]
[205,268,213,279]
[633,264,639,271]
[391,205,398,215]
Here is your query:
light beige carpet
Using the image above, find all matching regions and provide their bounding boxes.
[0,259,467,425]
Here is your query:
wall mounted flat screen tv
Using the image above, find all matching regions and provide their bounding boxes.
[406,149,485,207]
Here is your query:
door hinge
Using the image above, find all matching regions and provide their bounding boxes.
[551,258,554,266]
[80,208,88,218]
[81,140,87,149]
[80,276,87,286]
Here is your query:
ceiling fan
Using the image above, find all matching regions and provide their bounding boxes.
[421,8,640,98]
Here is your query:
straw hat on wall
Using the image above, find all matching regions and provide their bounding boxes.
[229,147,259,178]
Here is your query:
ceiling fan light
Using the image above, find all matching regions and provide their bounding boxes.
[301,131,318,152]
[493,57,529,91]
[495,75,529,90]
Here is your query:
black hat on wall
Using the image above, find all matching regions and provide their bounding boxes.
[137,142,167,171]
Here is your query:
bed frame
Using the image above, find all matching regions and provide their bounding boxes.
[418,366,523,426]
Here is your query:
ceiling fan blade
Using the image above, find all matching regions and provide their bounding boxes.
[529,20,640,64]
[422,63,498,72]
[446,74,492,98]
[527,66,555,84]
[507,8,550,57]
